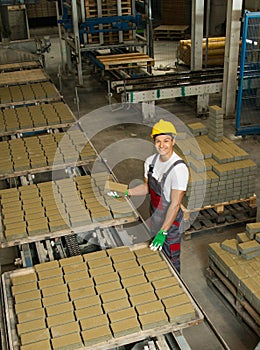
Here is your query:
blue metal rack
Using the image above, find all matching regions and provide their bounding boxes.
[57,0,152,85]
[236,11,260,136]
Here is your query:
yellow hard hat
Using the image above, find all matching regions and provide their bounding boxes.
[151,119,177,138]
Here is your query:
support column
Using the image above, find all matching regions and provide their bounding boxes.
[190,0,204,70]
[222,0,243,118]
[72,0,83,86]
[142,101,155,122]
[197,94,209,114]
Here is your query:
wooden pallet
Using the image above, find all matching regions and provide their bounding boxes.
[182,195,257,239]
[85,0,132,18]
[96,53,154,70]
[206,259,260,337]
[154,25,189,40]
[87,31,133,45]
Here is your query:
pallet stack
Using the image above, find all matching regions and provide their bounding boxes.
[26,0,56,19]
[173,109,257,236]
[84,0,133,44]
[177,37,226,67]
[161,0,186,26]
[177,119,256,209]
[207,222,260,337]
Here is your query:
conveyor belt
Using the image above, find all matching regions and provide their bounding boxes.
[111,67,224,93]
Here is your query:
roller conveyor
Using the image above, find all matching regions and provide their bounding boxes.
[111,67,225,93]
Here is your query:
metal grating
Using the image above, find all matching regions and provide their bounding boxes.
[236,11,260,136]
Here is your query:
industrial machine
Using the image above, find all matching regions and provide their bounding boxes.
[57,0,153,85]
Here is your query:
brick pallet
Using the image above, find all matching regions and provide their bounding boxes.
[206,225,260,337]
[0,68,49,86]
[206,260,260,337]
[0,61,40,73]
[0,102,76,137]
[1,246,204,349]
[0,130,97,180]
[0,174,138,248]
[0,82,61,107]
[175,108,257,239]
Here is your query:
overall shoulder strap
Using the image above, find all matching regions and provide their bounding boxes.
[148,154,159,172]
[162,159,185,181]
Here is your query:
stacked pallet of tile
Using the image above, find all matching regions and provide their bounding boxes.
[0,61,40,72]
[26,0,56,19]
[3,246,202,349]
[207,222,260,336]
[0,102,75,136]
[0,82,60,106]
[177,37,226,67]
[0,68,48,86]
[174,112,256,210]
[0,174,137,246]
[84,0,133,44]
[0,130,97,178]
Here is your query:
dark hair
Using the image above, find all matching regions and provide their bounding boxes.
[153,133,175,140]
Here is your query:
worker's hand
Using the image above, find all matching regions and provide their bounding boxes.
[107,189,129,198]
[150,229,167,251]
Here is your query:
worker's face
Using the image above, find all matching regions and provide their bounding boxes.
[154,134,175,157]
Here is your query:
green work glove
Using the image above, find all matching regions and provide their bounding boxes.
[107,190,129,198]
[150,229,167,251]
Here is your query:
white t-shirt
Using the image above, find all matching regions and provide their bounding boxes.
[144,152,189,202]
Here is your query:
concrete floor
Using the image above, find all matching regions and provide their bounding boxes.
[1,30,259,349]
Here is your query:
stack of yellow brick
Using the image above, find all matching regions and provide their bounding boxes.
[9,247,199,350]
[175,117,256,209]
[208,222,260,314]
[0,173,136,242]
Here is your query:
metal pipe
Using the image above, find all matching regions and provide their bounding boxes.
[205,0,211,68]
[56,1,65,72]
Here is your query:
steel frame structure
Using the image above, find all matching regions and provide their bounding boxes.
[57,0,152,85]
[236,10,260,136]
